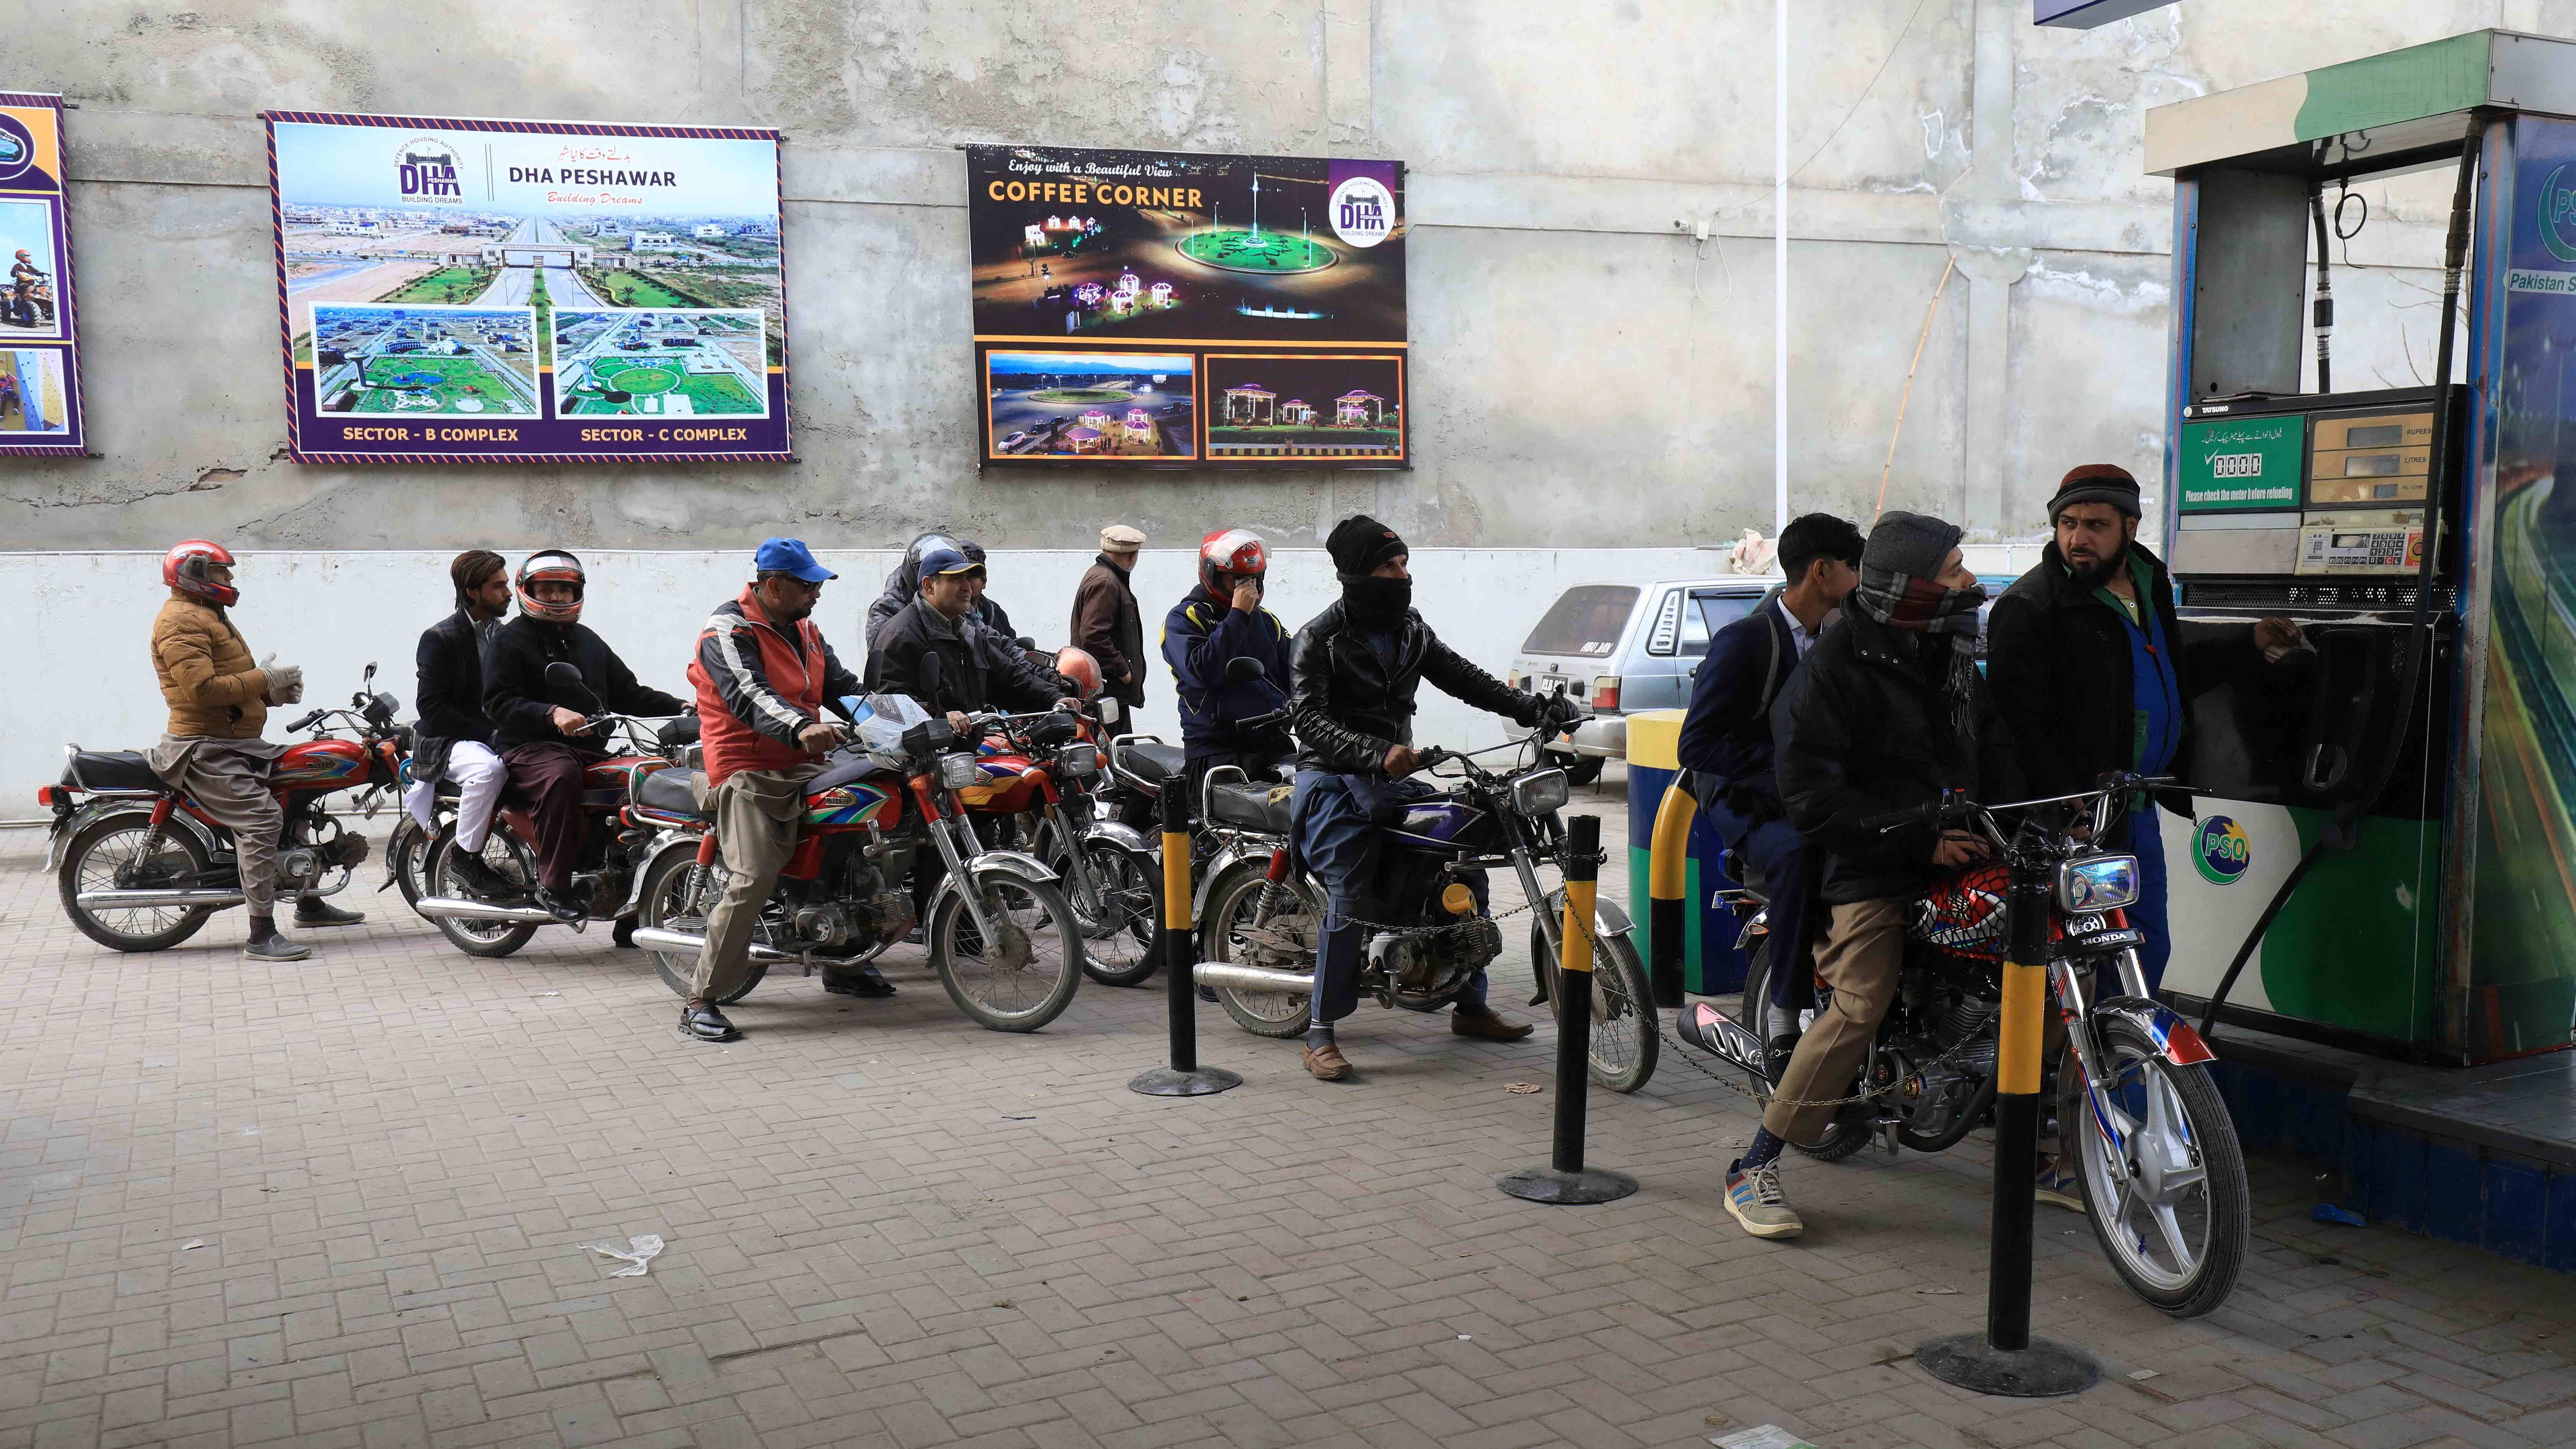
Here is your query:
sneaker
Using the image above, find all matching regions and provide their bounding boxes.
[2035,1157,2085,1212]
[1724,1158,1803,1239]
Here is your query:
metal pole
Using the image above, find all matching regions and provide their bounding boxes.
[1774,0,1789,537]
[1917,835,2097,1396]
[1499,816,1636,1204]
[1128,786,1241,1097]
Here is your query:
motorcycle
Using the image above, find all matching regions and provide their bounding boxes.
[626,683,1087,1033]
[1677,774,2248,1318]
[977,700,1162,987]
[1190,712,1661,1093]
[43,666,407,951]
[411,661,695,957]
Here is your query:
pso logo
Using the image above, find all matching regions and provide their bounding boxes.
[396,137,462,201]
[1328,175,1395,249]
[2540,163,2576,263]
[2193,815,2251,886]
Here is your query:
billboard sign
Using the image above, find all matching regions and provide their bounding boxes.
[0,92,85,457]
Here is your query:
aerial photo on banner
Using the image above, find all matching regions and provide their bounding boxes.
[267,112,788,463]
[0,92,85,457]
[967,143,1406,469]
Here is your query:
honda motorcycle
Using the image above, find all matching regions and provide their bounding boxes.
[1191,716,1661,1093]
[1677,774,2248,1317]
[44,666,406,951]
[627,690,1086,1033]
[978,701,1161,988]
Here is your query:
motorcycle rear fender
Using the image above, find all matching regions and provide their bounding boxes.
[1735,906,1769,952]
[48,798,218,876]
[1528,895,1634,1005]
[1084,819,1153,859]
[1190,843,1269,920]
[2091,994,2218,1068]
[618,831,708,919]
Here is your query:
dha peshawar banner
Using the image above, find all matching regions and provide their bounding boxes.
[264,111,790,463]
[966,143,1408,470]
[0,92,87,457]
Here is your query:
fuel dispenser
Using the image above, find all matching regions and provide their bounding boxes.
[2147,30,2576,1063]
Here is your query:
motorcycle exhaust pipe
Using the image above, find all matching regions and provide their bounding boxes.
[415,896,568,925]
[74,887,246,910]
[1192,962,1315,994]
[628,926,800,963]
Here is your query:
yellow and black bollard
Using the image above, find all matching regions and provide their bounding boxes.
[1645,782,1694,1008]
[1499,815,1638,1204]
[1128,785,1243,1097]
[1916,848,2099,1396]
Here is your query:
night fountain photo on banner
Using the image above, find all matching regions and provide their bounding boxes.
[986,352,1194,460]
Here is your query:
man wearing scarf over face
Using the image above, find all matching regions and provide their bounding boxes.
[1285,516,1584,1082]
[1720,511,2022,1240]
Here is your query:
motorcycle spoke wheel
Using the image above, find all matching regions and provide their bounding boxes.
[58,817,215,952]
[2063,1017,2248,1318]
[1204,863,1314,1038]
[1531,902,1658,1093]
[426,829,540,958]
[1073,843,1160,987]
[931,879,1082,1032]
[638,848,765,1004]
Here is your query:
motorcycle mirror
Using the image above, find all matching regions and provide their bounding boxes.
[362,662,377,689]
[543,660,603,715]
[1222,656,1267,685]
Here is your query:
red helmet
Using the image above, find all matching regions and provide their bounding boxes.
[1053,646,1103,701]
[1199,527,1268,596]
[163,539,238,607]
[516,549,585,624]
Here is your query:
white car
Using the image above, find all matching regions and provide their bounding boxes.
[1507,577,1783,781]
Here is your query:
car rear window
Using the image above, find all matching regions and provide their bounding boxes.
[1522,586,1640,657]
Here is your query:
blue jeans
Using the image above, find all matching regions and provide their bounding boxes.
[1704,803,1817,1013]
[2124,803,2170,996]
[1291,769,1488,1028]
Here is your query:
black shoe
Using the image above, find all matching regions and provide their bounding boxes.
[294,898,366,928]
[448,850,514,897]
[613,916,637,948]
[680,1003,740,1042]
[822,964,896,998]
[535,887,585,924]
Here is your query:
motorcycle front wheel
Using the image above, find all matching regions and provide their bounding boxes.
[1035,820,1160,987]
[929,876,1083,1032]
[636,846,767,1004]
[58,813,216,952]
[1200,860,1318,1039]
[2060,1014,2249,1318]
[387,814,436,909]
[1529,896,1658,1093]
[1737,936,1872,1162]
[424,826,540,959]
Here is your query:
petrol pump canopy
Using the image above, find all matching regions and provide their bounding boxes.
[2147,30,2576,179]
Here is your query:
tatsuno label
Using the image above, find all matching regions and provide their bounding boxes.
[2194,816,2251,885]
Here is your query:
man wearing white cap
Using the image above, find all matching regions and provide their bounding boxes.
[1072,524,1148,711]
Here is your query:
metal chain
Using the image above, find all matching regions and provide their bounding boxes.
[1669,1009,1995,1109]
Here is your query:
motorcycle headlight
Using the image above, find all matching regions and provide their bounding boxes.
[1510,767,1571,818]
[2057,853,2139,913]
[939,752,983,791]
[1058,743,1099,777]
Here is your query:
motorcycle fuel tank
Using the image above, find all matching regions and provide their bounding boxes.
[274,737,366,786]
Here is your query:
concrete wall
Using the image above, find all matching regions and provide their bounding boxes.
[2,0,2550,555]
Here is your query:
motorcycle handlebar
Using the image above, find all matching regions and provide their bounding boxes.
[285,709,327,733]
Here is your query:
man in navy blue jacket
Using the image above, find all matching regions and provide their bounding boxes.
[1677,513,1864,1003]
[1162,527,1296,806]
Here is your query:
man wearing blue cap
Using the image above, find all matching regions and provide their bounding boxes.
[866,544,1078,720]
[681,539,871,1042]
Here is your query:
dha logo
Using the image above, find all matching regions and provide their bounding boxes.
[396,137,463,201]
[1328,175,1395,249]
[2193,815,2251,886]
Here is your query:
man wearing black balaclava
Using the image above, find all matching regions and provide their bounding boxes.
[1283,515,1584,1083]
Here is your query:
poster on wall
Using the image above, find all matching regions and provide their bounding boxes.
[0,92,85,458]
[264,111,789,463]
[966,144,1406,468]
[2472,114,2576,1057]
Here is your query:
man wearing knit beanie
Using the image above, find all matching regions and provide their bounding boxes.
[1714,509,2020,1240]
[1278,514,1584,1082]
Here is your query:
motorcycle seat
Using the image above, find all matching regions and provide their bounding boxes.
[632,767,707,819]
[807,756,893,795]
[1118,740,1185,785]
[66,750,164,793]
[1208,780,1294,835]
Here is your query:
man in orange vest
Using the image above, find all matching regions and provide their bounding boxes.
[680,538,866,1043]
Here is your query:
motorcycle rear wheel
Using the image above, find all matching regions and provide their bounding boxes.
[2060,1015,2248,1318]
[1529,900,1659,1093]
[636,846,767,1004]
[929,877,1083,1032]
[1738,936,1873,1162]
[1201,860,1317,1039]
[58,813,216,953]
[388,814,436,909]
[1035,820,1159,987]
[424,826,540,959]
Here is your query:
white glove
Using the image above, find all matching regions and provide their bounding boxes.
[260,654,306,705]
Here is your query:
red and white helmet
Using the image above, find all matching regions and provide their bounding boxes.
[1053,646,1103,701]
[516,549,585,624]
[163,539,239,607]
[1199,527,1268,596]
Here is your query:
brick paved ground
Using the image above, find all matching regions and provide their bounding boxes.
[7,773,2576,1449]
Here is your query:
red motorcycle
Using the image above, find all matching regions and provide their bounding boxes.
[43,666,406,951]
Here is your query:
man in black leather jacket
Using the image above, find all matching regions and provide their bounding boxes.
[1285,515,1578,1082]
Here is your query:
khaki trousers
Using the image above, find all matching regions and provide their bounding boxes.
[1763,898,1909,1146]
[690,764,820,1004]
[146,736,288,915]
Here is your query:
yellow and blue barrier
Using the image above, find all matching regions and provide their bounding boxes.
[1624,711,1750,1001]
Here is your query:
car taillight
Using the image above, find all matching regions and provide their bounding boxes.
[1591,676,1621,711]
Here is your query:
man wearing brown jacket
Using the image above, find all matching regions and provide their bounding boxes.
[147,540,361,962]
[1071,524,1147,710]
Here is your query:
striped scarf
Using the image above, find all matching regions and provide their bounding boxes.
[1850,564,1986,736]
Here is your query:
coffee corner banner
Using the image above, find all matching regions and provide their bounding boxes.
[968,144,1407,469]
[0,92,85,458]
[264,111,789,463]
